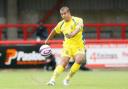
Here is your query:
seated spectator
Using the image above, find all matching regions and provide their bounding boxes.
[36,22,48,41]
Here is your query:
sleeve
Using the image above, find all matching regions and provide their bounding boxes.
[54,22,61,34]
[76,18,84,31]
[77,18,83,26]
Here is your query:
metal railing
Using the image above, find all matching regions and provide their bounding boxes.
[0,23,128,45]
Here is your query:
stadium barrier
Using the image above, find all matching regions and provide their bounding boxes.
[0,39,128,68]
[0,23,128,68]
[0,23,128,40]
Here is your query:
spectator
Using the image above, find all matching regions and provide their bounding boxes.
[44,54,56,71]
[36,22,48,41]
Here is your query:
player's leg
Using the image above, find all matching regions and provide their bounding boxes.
[64,49,86,85]
[47,56,70,86]
[51,56,70,80]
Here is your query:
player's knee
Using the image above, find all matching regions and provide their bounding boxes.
[75,54,85,64]
[75,58,83,64]
[60,57,70,68]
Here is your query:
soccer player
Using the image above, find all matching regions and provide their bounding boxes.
[45,6,86,86]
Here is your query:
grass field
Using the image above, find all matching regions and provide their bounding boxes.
[0,69,128,89]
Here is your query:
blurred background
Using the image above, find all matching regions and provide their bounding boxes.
[0,0,128,70]
[0,0,128,40]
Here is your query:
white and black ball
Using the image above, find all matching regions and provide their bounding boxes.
[39,45,52,57]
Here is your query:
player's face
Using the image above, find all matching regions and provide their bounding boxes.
[60,10,71,21]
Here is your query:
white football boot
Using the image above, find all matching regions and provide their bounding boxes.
[63,79,69,86]
[47,79,55,86]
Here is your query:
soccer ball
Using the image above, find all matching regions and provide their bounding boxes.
[39,45,52,57]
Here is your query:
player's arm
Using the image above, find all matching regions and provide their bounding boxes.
[45,29,56,44]
[45,22,61,44]
[65,19,83,38]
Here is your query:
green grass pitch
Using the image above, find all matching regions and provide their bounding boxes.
[0,69,128,89]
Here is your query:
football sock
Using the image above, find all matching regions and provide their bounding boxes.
[51,65,64,81]
[65,63,80,81]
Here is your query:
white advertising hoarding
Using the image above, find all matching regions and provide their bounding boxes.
[86,44,128,67]
[53,44,128,68]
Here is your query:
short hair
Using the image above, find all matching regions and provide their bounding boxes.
[60,6,70,12]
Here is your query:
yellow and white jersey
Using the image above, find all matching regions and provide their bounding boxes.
[54,16,84,48]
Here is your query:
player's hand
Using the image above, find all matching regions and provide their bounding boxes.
[44,40,50,45]
[44,40,47,44]
[45,39,49,45]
